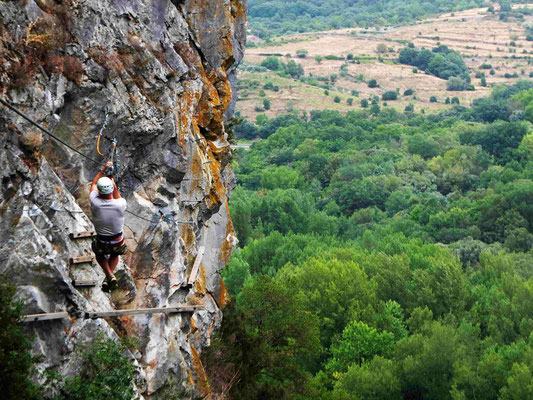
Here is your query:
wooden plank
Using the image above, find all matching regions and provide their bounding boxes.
[72,279,98,287]
[22,312,69,322]
[187,246,205,286]
[69,231,96,240]
[69,255,94,265]
[85,306,199,319]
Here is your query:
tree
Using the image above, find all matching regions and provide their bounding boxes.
[58,336,138,400]
[361,98,369,108]
[347,98,353,106]
[382,91,398,101]
[368,78,378,88]
[0,282,41,400]
[314,55,323,64]
[334,96,341,103]
[430,96,437,103]
[263,98,271,110]
[236,276,320,398]
[447,76,467,91]
[376,43,387,54]
[261,56,281,71]
[332,357,402,400]
[296,49,308,58]
[326,321,395,373]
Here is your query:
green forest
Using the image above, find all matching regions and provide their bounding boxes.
[202,80,533,399]
[248,0,530,38]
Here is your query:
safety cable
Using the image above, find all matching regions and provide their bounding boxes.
[0,98,103,165]
[1,99,199,227]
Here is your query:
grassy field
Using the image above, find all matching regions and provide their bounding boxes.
[236,5,533,121]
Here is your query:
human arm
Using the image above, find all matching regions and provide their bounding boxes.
[89,162,113,198]
[110,176,121,199]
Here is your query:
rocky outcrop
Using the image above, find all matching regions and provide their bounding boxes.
[0,0,245,397]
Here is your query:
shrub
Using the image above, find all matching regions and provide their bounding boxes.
[368,79,378,88]
[347,98,353,106]
[451,97,460,104]
[263,99,271,110]
[405,104,414,112]
[261,56,281,71]
[481,77,487,87]
[334,96,341,103]
[58,336,138,400]
[404,88,414,96]
[351,90,359,96]
[382,91,398,101]
[324,90,329,96]
[62,56,84,83]
[376,43,387,54]
[361,99,369,108]
[0,281,41,399]
[412,67,418,73]
[479,63,492,69]
[446,76,467,91]
[296,49,308,58]
[314,55,323,64]
[347,53,354,60]
[430,96,438,103]
[445,97,451,104]
[263,82,274,90]
[259,90,266,97]
[490,69,496,75]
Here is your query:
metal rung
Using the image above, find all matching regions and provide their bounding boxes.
[202,160,215,164]
[69,255,94,265]
[72,279,98,287]
[69,231,96,240]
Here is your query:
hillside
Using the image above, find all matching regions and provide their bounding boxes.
[237,5,533,121]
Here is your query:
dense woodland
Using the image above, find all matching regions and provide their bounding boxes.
[248,0,530,38]
[202,80,533,399]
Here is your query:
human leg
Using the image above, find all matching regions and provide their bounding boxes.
[95,254,112,277]
[108,254,119,274]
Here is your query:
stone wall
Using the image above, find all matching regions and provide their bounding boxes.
[0,0,245,397]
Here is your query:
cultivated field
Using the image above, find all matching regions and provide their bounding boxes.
[236,5,533,120]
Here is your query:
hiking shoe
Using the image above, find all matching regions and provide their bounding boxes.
[102,279,110,293]
[109,274,119,290]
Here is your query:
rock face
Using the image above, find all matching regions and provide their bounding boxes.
[0,0,245,397]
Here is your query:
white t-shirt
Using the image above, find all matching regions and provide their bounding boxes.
[89,191,127,236]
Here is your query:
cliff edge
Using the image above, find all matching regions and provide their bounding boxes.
[0,0,246,397]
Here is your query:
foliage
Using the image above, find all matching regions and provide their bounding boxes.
[55,336,138,400]
[215,81,533,398]
[247,0,491,38]
[382,91,398,101]
[399,45,469,80]
[0,281,41,400]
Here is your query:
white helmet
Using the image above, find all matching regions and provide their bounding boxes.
[97,177,114,195]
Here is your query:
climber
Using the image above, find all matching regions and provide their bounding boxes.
[89,161,127,292]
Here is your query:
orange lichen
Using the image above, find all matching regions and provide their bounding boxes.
[218,277,231,309]
[191,345,210,398]
[194,264,207,295]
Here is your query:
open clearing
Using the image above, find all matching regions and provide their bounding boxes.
[236,5,533,121]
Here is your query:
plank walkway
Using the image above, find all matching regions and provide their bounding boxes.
[22,305,200,322]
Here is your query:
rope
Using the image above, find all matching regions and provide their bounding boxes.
[0,98,103,165]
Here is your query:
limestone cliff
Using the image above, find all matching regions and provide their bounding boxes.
[0,0,245,397]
